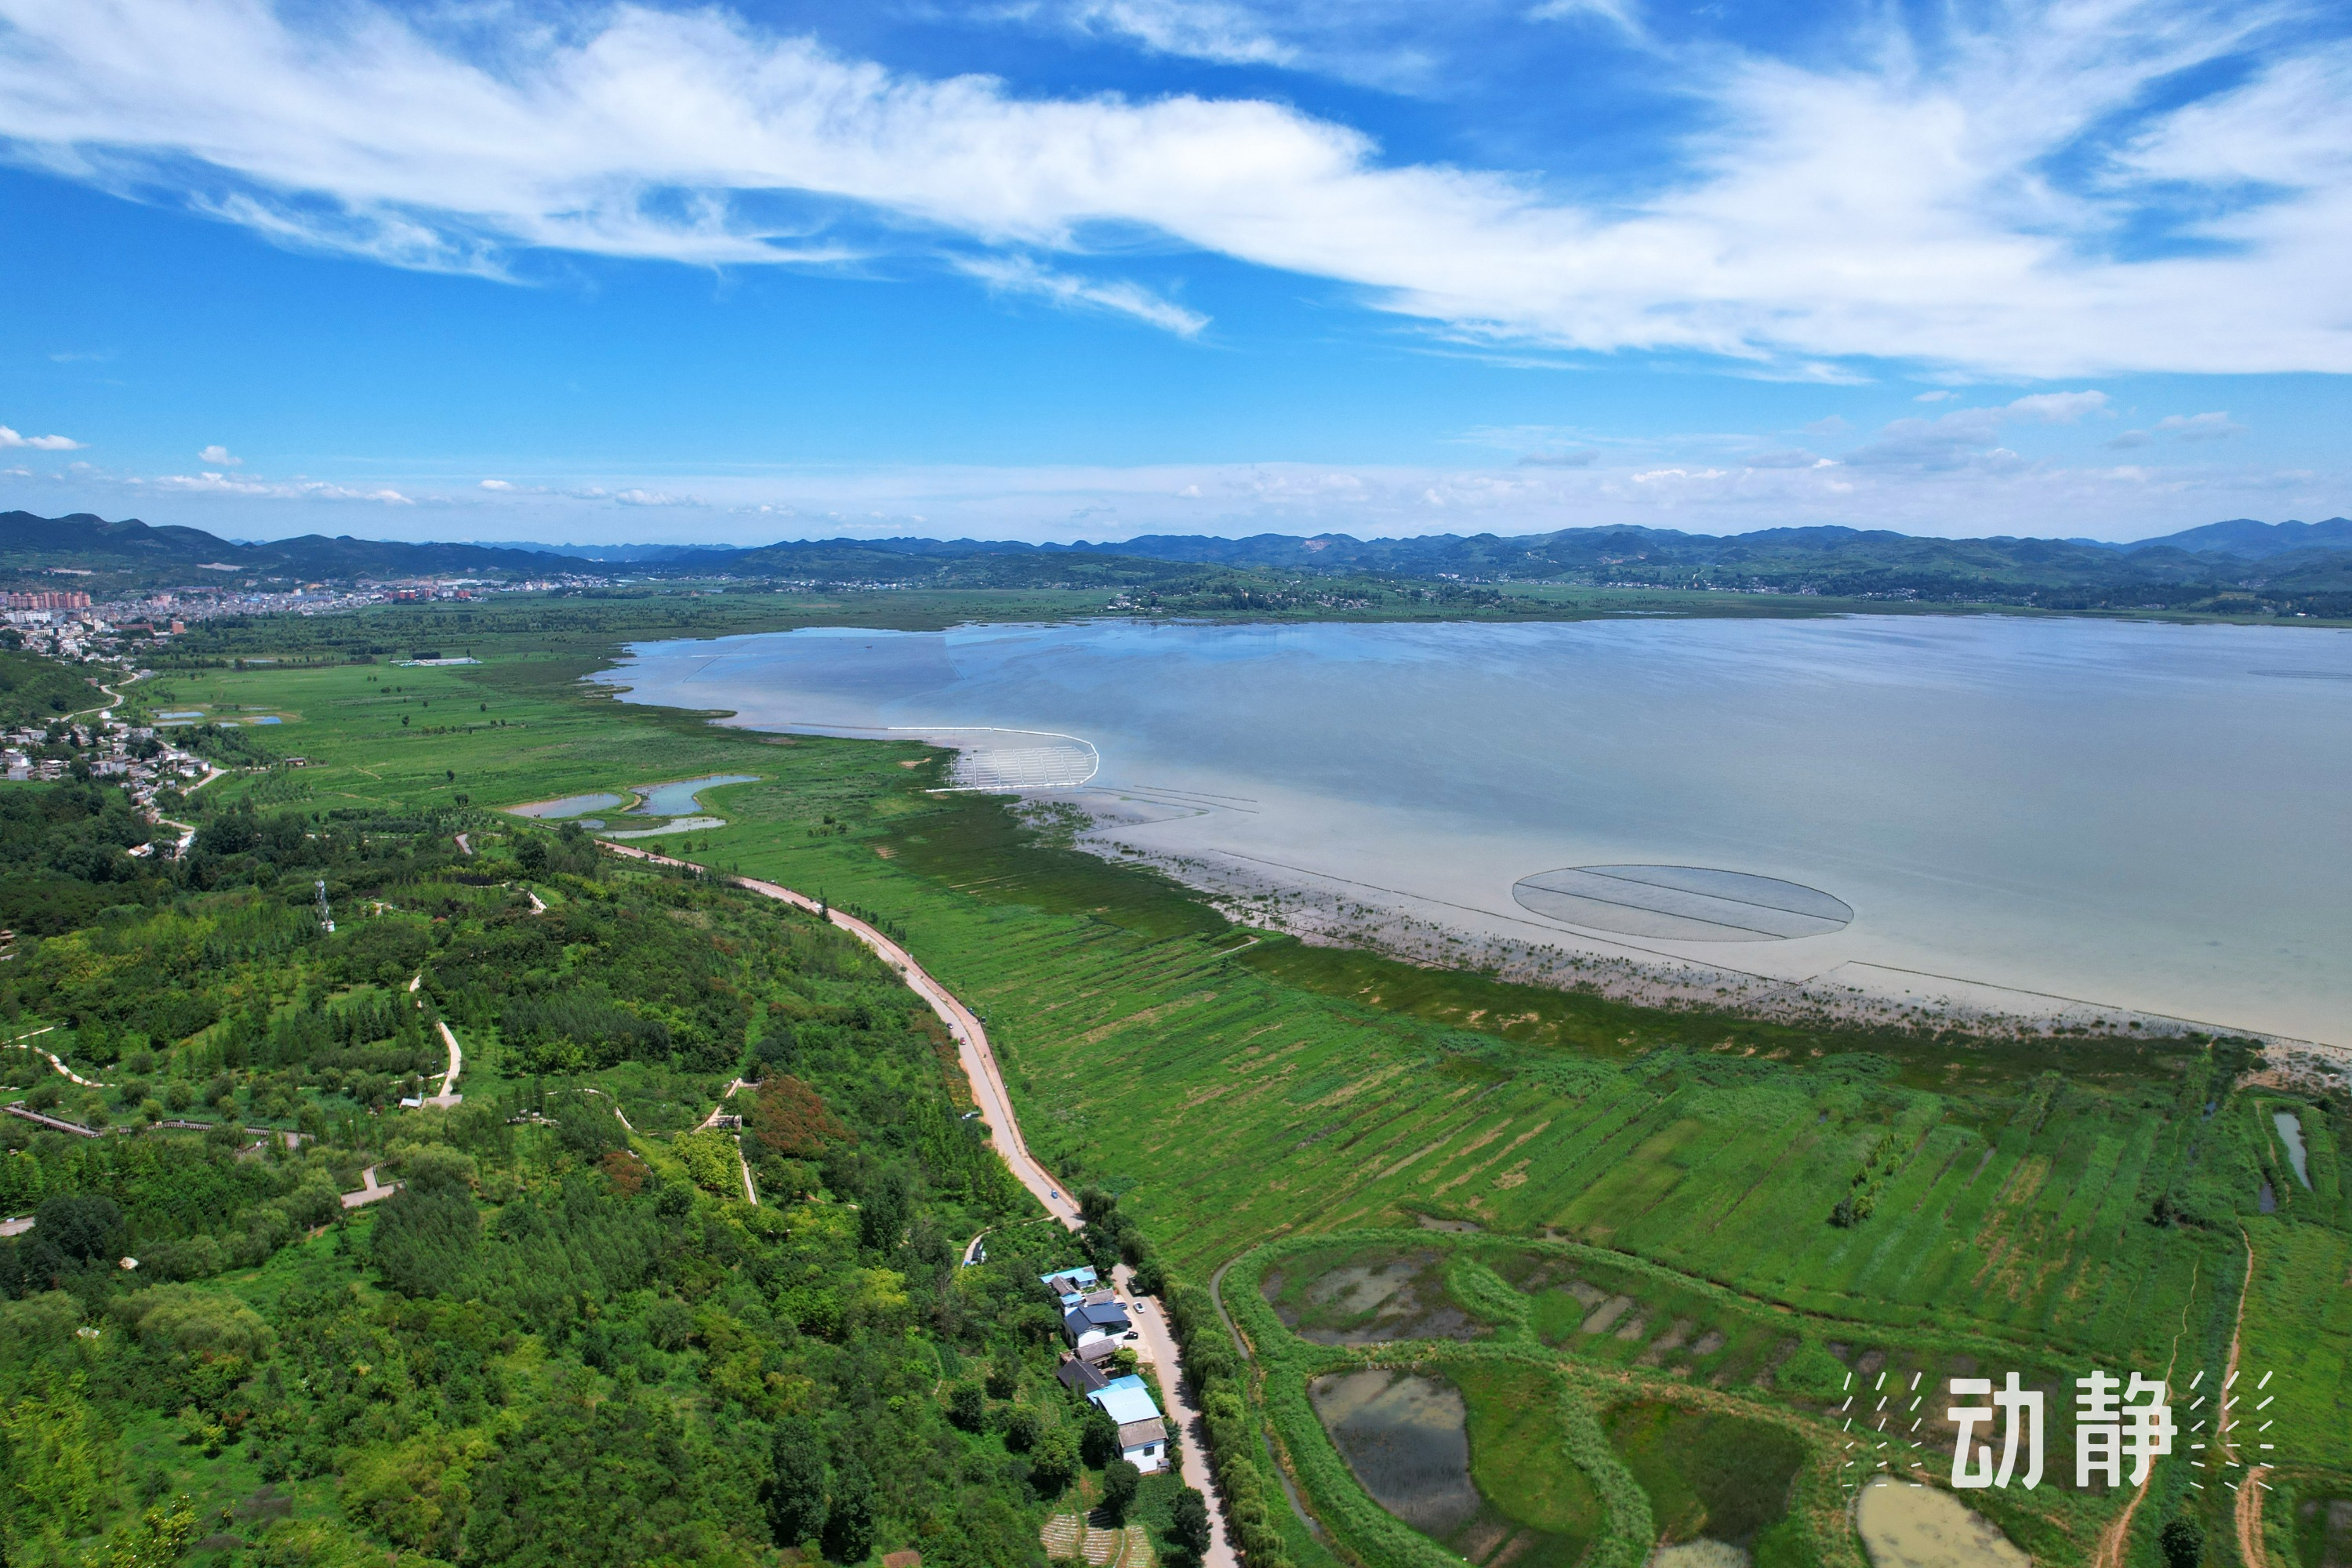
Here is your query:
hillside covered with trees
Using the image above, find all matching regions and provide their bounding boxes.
[1,792,1204,1567]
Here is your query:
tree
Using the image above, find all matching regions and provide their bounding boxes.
[1080,1404,1122,1469]
[2160,1519,2203,1568]
[1169,1488,1211,1555]
[768,1418,829,1548]
[750,1074,848,1158]
[857,1171,910,1254]
[1029,1425,1079,1495]
[1000,1405,1040,1453]
[1100,1461,1141,1524]
[821,1457,875,1564]
[30,1193,124,1269]
[948,1381,987,1432]
[369,1181,479,1297]
[102,1494,198,1568]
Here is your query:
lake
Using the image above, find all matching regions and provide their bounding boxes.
[602,615,2352,1047]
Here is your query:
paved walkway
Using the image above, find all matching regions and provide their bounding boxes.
[428,1021,463,1106]
[340,1165,400,1209]
[597,840,1235,1568]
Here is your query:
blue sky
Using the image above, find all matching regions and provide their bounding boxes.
[2,0,2350,545]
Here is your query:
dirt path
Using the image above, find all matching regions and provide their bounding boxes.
[428,1021,463,1106]
[2091,1255,2204,1568]
[2226,1228,2270,1568]
[599,842,1083,1225]
[597,840,1236,1564]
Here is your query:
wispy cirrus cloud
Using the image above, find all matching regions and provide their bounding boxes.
[0,1,2347,376]
[954,253,1208,336]
[140,469,412,503]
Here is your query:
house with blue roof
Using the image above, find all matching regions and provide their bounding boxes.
[1086,1376,1168,1474]
[1062,1298,1131,1346]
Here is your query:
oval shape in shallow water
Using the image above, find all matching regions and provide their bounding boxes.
[1308,1369,1482,1537]
[1856,1479,2027,1568]
[1514,865,1853,942]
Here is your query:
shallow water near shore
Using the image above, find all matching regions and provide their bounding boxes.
[604,615,2352,1046]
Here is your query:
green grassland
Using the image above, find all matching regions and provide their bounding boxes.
[70,598,2352,1568]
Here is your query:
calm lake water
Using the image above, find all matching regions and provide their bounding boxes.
[604,616,2352,1046]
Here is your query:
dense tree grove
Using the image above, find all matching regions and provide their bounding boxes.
[0,791,1196,1566]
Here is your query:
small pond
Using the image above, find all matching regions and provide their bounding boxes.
[630,774,759,817]
[1855,1479,2028,1568]
[1271,1250,1483,1345]
[510,793,627,820]
[1309,1370,1482,1537]
[2276,1110,2312,1189]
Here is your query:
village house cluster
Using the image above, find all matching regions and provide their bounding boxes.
[1041,1265,1171,1475]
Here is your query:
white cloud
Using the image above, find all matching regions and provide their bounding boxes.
[141,470,413,503]
[198,443,239,466]
[1842,390,2110,470]
[0,424,84,450]
[2003,390,2111,423]
[954,254,1208,336]
[26,445,2348,543]
[1526,0,1640,33]
[2155,411,2245,441]
[1057,0,1297,65]
[0,2,2347,375]
[1914,390,1958,402]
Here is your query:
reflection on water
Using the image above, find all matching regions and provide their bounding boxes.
[606,616,2352,1044]
[2276,1111,2313,1188]
[1308,1370,1482,1537]
[630,775,759,816]
[1855,1479,2028,1568]
[510,792,626,819]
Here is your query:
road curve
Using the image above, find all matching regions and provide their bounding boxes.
[597,842,1083,1225]
[598,841,1235,1567]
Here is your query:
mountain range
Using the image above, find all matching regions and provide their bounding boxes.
[4,510,2348,616]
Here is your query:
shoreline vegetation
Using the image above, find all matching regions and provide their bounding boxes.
[6,590,2349,1568]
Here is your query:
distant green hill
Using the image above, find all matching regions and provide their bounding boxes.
[6,508,2349,615]
[0,646,99,727]
[0,510,590,590]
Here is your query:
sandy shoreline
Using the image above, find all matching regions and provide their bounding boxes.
[1036,790,2352,1087]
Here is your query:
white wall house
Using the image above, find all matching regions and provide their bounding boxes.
[1087,1377,1169,1475]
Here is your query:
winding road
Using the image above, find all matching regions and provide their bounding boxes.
[598,840,1236,1568]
